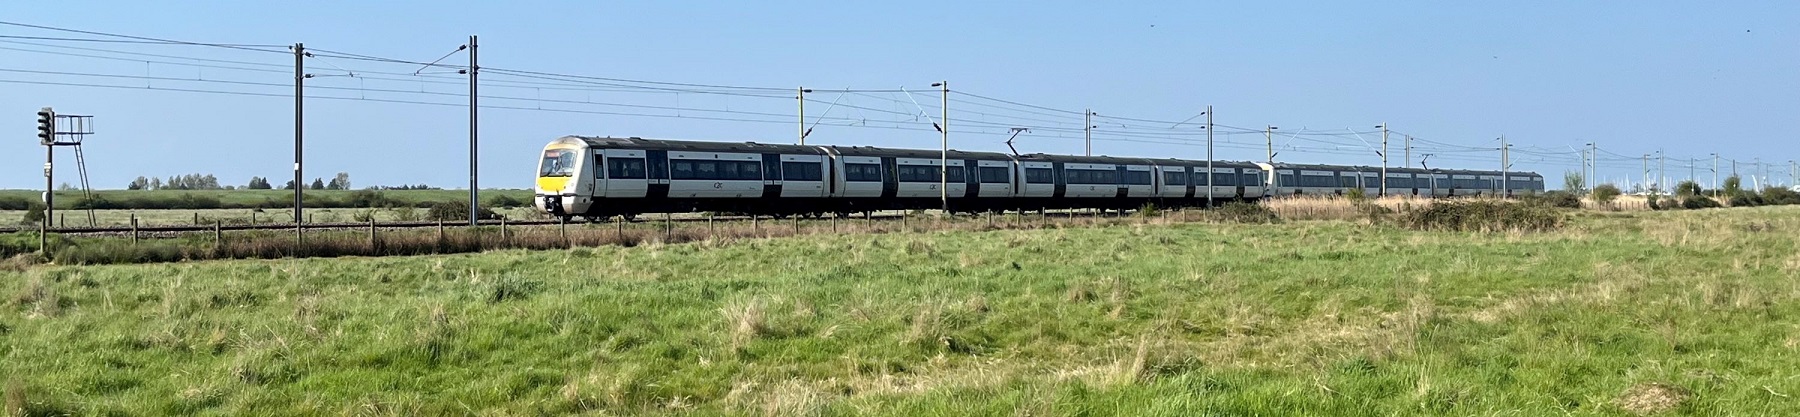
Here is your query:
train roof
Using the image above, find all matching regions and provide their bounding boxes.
[557,136,1541,176]
[821,145,1014,161]
[1015,153,1262,167]
[568,136,828,155]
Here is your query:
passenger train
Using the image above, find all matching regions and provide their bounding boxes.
[534,136,1544,220]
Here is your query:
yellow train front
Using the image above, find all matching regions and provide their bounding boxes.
[534,136,595,218]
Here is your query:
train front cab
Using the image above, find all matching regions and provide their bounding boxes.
[536,139,593,217]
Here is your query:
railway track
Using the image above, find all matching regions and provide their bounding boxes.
[0,209,1130,236]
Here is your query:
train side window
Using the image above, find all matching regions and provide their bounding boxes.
[1024,168,1052,184]
[845,163,881,182]
[1210,171,1236,186]
[738,161,764,181]
[670,160,695,180]
[979,166,1009,184]
[1125,170,1152,185]
[782,162,822,181]
[946,166,965,183]
[608,157,647,179]
[1163,171,1186,186]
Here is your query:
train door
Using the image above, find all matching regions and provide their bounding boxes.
[880,157,899,199]
[1114,165,1129,198]
[1184,166,1196,199]
[602,149,649,198]
[645,150,669,200]
[963,159,979,198]
[590,150,605,197]
[762,153,782,198]
[1053,162,1067,198]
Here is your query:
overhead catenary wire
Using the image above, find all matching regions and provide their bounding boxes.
[0,23,1748,185]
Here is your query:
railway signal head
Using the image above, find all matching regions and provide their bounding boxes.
[36,108,54,145]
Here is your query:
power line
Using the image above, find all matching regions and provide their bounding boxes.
[0,20,287,52]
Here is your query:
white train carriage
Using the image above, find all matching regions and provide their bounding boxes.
[536,136,1546,219]
[822,145,1016,213]
[1016,161,1055,199]
[1358,171,1380,196]
[828,153,885,199]
[1385,171,1416,196]
[1154,163,1189,199]
[1427,173,1452,197]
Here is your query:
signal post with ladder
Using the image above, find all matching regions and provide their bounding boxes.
[35,107,98,228]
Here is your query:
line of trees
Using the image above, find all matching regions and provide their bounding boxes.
[127,174,224,190]
[126,172,417,191]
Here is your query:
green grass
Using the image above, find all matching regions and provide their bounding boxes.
[3,207,1799,415]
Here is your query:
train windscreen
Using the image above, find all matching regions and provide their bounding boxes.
[540,149,576,177]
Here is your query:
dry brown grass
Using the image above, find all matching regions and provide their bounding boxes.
[1583,196,1653,211]
[37,212,1153,265]
[722,298,767,353]
[1259,195,1439,221]
[1615,382,1689,415]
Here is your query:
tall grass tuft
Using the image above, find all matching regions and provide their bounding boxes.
[1397,200,1564,232]
[1208,201,1280,224]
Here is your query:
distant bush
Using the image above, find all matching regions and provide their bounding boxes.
[1134,203,1160,218]
[1208,202,1279,224]
[0,196,36,211]
[1650,196,1685,211]
[1564,171,1585,195]
[485,194,528,208]
[1591,184,1622,205]
[427,200,497,222]
[346,190,403,209]
[1524,191,1581,209]
[1723,176,1743,198]
[391,207,423,222]
[1674,181,1702,198]
[1397,200,1563,232]
[1729,193,1763,208]
[1681,196,1722,210]
[1761,187,1800,206]
[20,204,45,225]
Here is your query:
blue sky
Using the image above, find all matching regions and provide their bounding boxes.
[3,1,1796,190]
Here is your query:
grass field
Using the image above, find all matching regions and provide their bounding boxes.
[3,206,1798,415]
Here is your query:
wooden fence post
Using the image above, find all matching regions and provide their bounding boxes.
[559,216,568,247]
[214,220,222,248]
[708,212,715,237]
[193,212,199,225]
[500,217,509,246]
[752,214,760,236]
[38,224,46,256]
[368,217,377,252]
[130,215,139,246]
[793,216,800,235]
[437,219,446,251]
[831,214,838,233]
[617,217,624,241]
[663,213,672,241]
